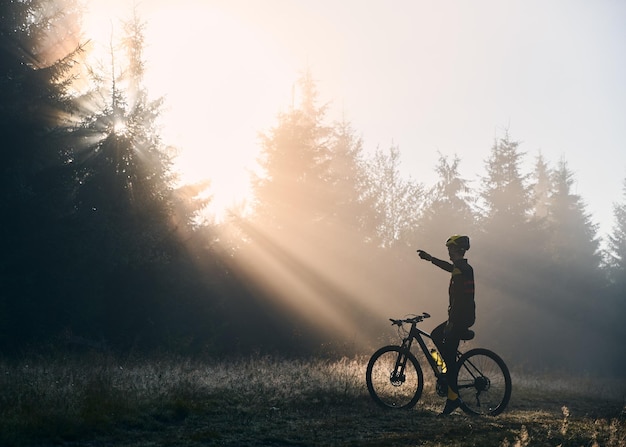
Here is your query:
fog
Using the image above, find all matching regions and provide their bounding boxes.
[2,0,624,383]
[218,150,625,377]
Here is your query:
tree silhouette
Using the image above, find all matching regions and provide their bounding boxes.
[0,0,85,348]
[326,118,372,235]
[479,133,531,232]
[473,133,554,367]
[606,177,626,287]
[529,152,552,221]
[1,1,624,367]
[474,131,545,285]
[362,144,424,248]
[410,153,476,248]
[58,11,212,349]
[252,70,332,232]
[537,159,611,369]
[602,177,626,371]
[545,159,602,271]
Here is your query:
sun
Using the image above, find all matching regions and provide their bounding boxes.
[81,0,297,220]
[112,119,128,136]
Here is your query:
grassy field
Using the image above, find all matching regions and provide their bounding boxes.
[0,353,624,446]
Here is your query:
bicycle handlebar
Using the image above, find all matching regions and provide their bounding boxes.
[389,312,431,326]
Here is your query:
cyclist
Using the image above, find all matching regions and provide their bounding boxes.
[417,235,475,415]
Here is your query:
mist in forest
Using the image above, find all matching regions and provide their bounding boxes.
[1,0,625,380]
[222,81,624,377]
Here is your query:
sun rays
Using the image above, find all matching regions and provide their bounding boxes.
[77,0,427,346]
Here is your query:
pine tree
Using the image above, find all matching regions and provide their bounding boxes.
[326,118,372,234]
[606,177,626,287]
[411,153,476,247]
[475,132,544,282]
[543,160,603,301]
[362,144,424,248]
[479,133,531,232]
[473,132,552,366]
[538,159,612,371]
[529,152,552,221]
[0,0,84,348]
[546,160,601,270]
[71,11,179,265]
[242,72,397,344]
[251,70,332,232]
[602,177,626,371]
[62,11,200,346]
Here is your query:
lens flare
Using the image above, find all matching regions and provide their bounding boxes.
[113,120,128,136]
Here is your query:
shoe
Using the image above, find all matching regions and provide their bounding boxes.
[440,398,462,415]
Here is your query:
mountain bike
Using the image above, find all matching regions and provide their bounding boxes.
[366,312,512,416]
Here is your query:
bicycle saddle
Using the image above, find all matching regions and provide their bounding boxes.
[460,329,475,341]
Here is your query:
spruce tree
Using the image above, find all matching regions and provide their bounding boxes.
[479,133,531,233]
[474,132,548,366]
[606,177,626,287]
[326,119,372,235]
[411,153,475,248]
[0,0,84,348]
[603,177,626,372]
[251,70,332,232]
[64,11,199,347]
[539,159,609,371]
[362,144,423,248]
[475,132,543,275]
[545,159,602,273]
[529,152,552,221]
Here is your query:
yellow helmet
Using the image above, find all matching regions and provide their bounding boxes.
[446,235,470,251]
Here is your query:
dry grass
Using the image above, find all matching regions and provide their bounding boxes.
[0,353,624,446]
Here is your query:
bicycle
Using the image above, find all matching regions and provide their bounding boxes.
[366,312,512,416]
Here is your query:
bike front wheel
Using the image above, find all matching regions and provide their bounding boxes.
[366,345,424,409]
[456,348,512,416]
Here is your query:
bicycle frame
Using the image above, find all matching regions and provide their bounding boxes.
[398,321,443,378]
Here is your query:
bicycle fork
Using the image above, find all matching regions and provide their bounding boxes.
[390,340,413,385]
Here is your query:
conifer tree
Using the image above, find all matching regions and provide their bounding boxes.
[530,152,552,221]
[64,11,202,346]
[326,119,372,234]
[602,177,626,371]
[606,177,626,287]
[362,145,424,248]
[538,159,611,370]
[410,153,475,247]
[71,11,178,267]
[0,0,84,348]
[475,132,543,279]
[243,71,381,345]
[479,133,531,232]
[251,70,332,232]
[545,159,602,273]
[473,132,550,365]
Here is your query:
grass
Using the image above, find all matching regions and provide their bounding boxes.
[0,352,624,446]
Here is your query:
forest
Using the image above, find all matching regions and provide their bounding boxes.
[1,0,625,378]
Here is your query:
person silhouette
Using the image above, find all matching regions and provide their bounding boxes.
[417,235,475,415]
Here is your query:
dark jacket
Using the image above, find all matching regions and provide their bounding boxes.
[431,257,475,328]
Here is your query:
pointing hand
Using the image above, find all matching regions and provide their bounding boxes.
[417,250,432,261]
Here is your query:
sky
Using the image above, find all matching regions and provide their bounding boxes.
[83,0,626,240]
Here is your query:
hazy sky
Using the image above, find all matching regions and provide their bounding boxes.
[85,0,626,240]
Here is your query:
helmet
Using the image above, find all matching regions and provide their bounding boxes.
[446,235,470,251]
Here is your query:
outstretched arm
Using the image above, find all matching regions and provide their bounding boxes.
[417,250,453,272]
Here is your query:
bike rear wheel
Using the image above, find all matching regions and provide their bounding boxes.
[366,345,424,409]
[456,348,512,416]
